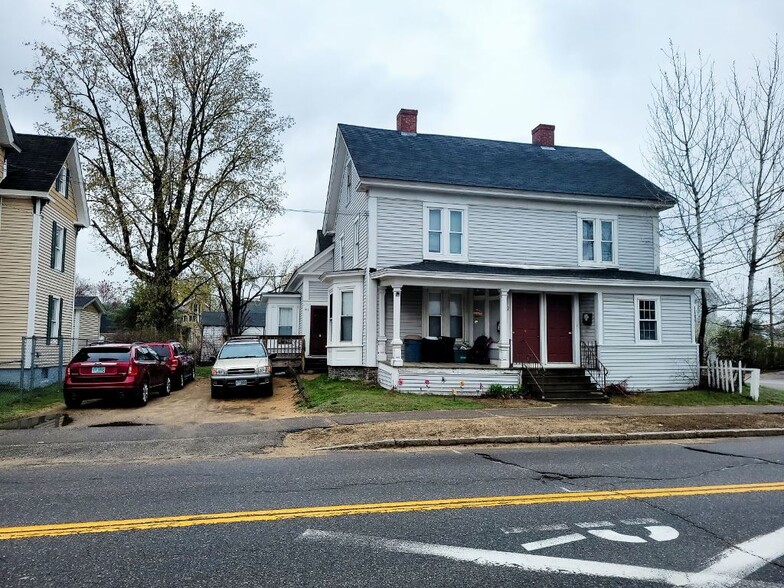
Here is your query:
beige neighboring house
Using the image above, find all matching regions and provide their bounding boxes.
[73,296,106,342]
[0,89,90,382]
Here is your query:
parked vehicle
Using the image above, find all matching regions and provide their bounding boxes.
[210,338,274,399]
[63,343,172,408]
[148,341,196,390]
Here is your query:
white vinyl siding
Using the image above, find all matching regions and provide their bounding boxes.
[332,159,368,271]
[377,198,422,267]
[618,215,656,272]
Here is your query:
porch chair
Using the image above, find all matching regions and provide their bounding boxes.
[466,335,493,365]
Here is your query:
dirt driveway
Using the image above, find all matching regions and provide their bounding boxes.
[61,376,303,428]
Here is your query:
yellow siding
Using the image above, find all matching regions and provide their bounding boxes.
[0,197,33,364]
[34,188,78,342]
[79,308,102,340]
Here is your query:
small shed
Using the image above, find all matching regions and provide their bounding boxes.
[73,296,106,342]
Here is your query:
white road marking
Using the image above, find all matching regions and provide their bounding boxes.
[501,524,569,534]
[575,520,615,528]
[301,526,784,587]
[588,529,648,543]
[301,529,784,586]
[559,486,575,492]
[521,533,587,551]
[622,518,661,525]
[646,526,680,542]
[691,525,784,587]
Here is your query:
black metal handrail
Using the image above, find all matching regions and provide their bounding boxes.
[580,341,608,391]
[518,338,545,397]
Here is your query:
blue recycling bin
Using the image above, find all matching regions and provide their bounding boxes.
[404,338,422,363]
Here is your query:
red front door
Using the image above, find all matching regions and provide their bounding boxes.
[512,293,541,363]
[546,294,573,363]
[309,306,328,356]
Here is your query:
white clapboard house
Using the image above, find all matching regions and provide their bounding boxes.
[281,109,706,398]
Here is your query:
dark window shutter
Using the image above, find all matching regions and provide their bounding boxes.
[46,295,53,343]
[57,297,63,338]
[50,222,57,269]
[61,228,67,272]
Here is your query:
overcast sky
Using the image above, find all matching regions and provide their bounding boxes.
[1,0,783,289]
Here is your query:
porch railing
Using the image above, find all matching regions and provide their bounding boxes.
[580,341,608,392]
[259,335,305,372]
[518,338,545,397]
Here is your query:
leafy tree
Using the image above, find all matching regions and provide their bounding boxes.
[21,0,291,330]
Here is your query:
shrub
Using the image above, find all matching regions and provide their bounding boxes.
[483,383,529,399]
[604,380,633,397]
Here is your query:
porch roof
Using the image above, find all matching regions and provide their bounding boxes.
[372,260,708,289]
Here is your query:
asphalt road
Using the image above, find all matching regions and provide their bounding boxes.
[1,438,784,587]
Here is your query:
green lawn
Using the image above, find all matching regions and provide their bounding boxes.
[195,365,212,379]
[610,385,784,406]
[0,384,64,423]
[300,375,487,413]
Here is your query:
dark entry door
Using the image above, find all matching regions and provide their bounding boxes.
[546,294,573,363]
[309,306,328,356]
[512,293,541,363]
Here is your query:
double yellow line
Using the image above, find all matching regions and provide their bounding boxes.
[2,481,784,541]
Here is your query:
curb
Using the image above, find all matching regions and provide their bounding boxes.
[313,427,784,451]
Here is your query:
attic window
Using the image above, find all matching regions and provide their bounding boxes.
[344,160,352,206]
[56,165,69,197]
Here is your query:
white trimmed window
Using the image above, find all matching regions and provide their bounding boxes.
[46,296,62,343]
[339,234,345,270]
[635,296,660,343]
[579,216,616,266]
[423,204,467,260]
[340,291,353,342]
[424,290,465,340]
[278,307,293,336]
[56,165,69,197]
[51,222,66,272]
[344,160,352,206]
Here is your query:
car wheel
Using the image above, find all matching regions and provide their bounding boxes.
[159,376,172,397]
[177,371,186,390]
[136,379,150,407]
[210,385,221,400]
[260,381,273,398]
[63,390,82,409]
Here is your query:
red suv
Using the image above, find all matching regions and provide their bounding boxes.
[63,343,172,408]
[148,341,195,389]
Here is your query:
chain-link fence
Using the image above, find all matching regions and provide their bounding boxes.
[0,337,91,396]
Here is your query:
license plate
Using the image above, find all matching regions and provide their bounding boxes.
[235,379,247,386]
[91,366,105,374]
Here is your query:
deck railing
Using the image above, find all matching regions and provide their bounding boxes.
[259,335,305,372]
[580,341,608,391]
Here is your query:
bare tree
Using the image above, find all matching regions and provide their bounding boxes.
[20,0,291,330]
[646,41,737,362]
[730,37,784,358]
[75,275,92,297]
[201,211,297,337]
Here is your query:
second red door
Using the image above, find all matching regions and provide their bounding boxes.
[546,294,573,363]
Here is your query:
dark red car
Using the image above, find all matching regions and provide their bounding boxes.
[63,343,172,408]
[148,341,196,390]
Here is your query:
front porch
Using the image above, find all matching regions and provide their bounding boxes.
[378,360,520,395]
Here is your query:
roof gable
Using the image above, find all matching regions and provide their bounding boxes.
[338,124,674,205]
[1,134,75,192]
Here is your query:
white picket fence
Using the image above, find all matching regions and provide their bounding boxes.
[701,358,761,401]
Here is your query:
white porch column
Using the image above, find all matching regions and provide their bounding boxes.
[391,286,403,366]
[377,286,388,362]
[498,288,510,368]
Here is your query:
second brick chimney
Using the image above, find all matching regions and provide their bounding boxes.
[531,123,555,147]
[396,108,418,133]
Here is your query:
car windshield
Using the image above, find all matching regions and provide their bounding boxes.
[73,348,131,362]
[218,342,267,359]
[148,345,171,359]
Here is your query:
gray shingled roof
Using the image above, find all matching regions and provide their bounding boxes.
[377,260,699,283]
[201,302,266,328]
[339,124,674,203]
[0,133,75,192]
[74,296,105,312]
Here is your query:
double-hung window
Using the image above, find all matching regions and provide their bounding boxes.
[340,291,353,342]
[427,293,442,337]
[56,165,69,197]
[339,235,345,270]
[579,216,616,265]
[278,307,293,336]
[51,222,66,272]
[424,204,467,260]
[46,296,62,343]
[635,296,660,343]
[353,217,360,266]
[425,291,465,339]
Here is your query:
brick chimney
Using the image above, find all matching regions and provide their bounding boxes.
[531,123,555,147]
[396,108,418,133]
